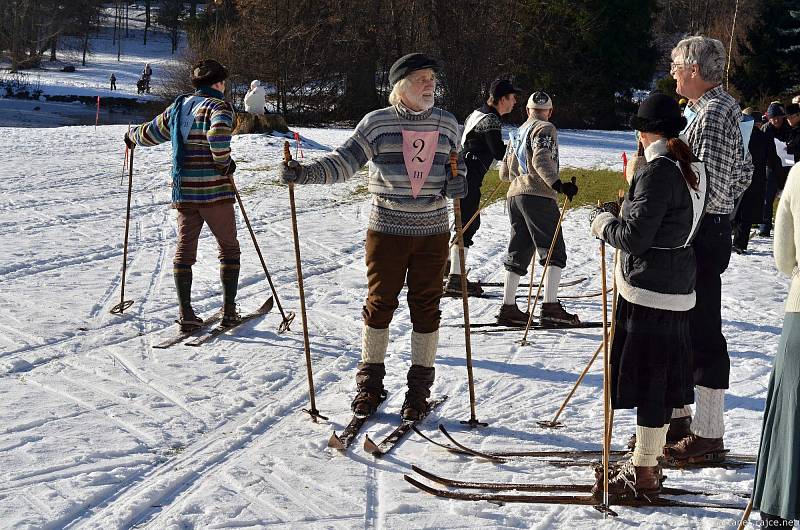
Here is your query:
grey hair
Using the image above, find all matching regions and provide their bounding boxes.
[529,108,551,120]
[388,78,412,106]
[671,36,726,85]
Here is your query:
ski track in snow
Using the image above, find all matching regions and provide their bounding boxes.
[1,103,786,529]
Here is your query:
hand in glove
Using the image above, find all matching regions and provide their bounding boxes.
[552,176,579,200]
[589,201,620,240]
[124,132,136,150]
[280,159,306,184]
[224,159,236,176]
[445,173,467,199]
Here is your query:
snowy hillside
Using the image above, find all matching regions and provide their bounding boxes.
[0,3,186,127]
[0,122,782,529]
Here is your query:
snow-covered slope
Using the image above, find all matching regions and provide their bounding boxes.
[0,124,781,529]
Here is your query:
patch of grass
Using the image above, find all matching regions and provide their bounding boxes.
[479,167,628,208]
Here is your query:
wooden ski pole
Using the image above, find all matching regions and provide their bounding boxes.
[737,499,753,530]
[537,232,620,429]
[285,141,327,422]
[519,195,570,346]
[537,341,603,429]
[447,177,506,249]
[525,259,535,315]
[227,161,294,333]
[598,238,614,517]
[451,151,486,428]
[110,147,135,315]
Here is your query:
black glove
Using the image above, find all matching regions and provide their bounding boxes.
[588,201,621,226]
[552,176,578,200]
[124,132,136,150]
[225,159,236,176]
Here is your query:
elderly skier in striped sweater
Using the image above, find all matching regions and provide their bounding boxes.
[124,59,241,331]
[280,53,467,421]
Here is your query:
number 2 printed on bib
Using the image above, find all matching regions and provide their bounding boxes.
[401,129,439,198]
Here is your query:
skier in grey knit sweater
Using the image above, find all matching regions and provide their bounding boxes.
[280,53,467,421]
[496,91,580,326]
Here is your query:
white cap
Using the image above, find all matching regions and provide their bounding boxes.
[250,79,261,89]
[527,91,552,110]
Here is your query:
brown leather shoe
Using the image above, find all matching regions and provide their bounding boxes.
[665,434,725,464]
[540,301,580,326]
[444,274,484,297]
[496,303,530,326]
[592,460,661,501]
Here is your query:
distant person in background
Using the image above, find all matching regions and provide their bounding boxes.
[732,108,768,254]
[761,102,791,237]
[136,78,147,95]
[751,161,800,528]
[785,103,800,164]
[142,63,153,94]
[445,78,522,297]
[110,73,116,91]
[244,80,266,115]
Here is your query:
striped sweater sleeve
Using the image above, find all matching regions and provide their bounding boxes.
[131,104,173,147]
[303,118,375,184]
[207,103,233,173]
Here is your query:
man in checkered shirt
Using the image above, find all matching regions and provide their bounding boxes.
[662,36,752,464]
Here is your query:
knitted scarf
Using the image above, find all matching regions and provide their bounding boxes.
[169,86,224,202]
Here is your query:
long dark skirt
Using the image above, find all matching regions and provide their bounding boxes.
[753,312,800,520]
[610,296,694,426]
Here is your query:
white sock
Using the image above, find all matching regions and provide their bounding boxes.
[632,424,669,467]
[411,330,439,367]
[544,266,562,303]
[361,326,389,363]
[692,386,725,439]
[449,245,466,275]
[671,406,692,419]
[503,271,521,305]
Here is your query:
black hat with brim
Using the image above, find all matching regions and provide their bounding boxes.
[191,59,229,88]
[490,79,524,100]
[630,92,686,137]
[389,53,443,86]
[786,103,800,115]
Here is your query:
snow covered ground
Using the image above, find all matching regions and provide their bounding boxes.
[0,121,783,529]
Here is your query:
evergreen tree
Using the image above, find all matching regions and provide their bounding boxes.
[733,0,800,103]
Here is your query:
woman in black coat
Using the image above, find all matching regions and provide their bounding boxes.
[733,109,768,253]
[589,93,707,500]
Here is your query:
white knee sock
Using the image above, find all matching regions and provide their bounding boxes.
[671,406,692,419]
[692,386,725,438]
[503,271,521,305]
[632,424,669,467]
[361,326,389,363]
[449,245,466,275]
[411,330,438,367]
[544,266,562,304]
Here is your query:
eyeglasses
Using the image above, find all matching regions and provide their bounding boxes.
[670,62,693,74]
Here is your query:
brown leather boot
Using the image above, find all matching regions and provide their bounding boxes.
[402,365,435,421]
[444,274,484,297]
[592,460,661,501]
[496,303,530,326]
[351,362,387,418]
[177,305,203,332]
[540,301,580,326]
[664,434,725,465]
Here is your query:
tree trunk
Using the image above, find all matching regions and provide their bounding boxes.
[144,0,150,45]
[49,34,57,62]
[82,33,88,66]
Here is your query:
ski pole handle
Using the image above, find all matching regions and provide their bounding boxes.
[284,140,292,163]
